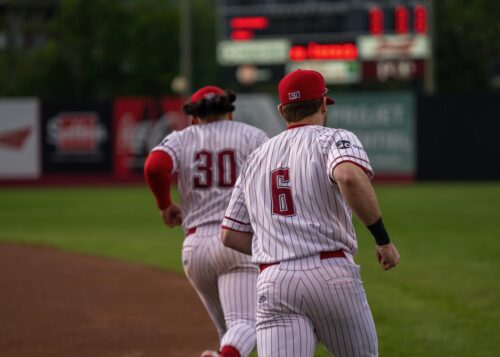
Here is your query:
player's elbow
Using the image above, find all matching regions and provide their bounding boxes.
[221,228,233,247]
[221,229,241,249]
[221,228,253,255]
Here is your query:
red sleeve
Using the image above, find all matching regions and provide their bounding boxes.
[144,151,174,210]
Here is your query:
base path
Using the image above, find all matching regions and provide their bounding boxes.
[0,244,218,357]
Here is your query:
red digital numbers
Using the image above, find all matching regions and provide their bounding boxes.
[395,6,409,34]
[414,5,427,33]
[193,150,236,189]
[271,168,296,216]
[369,7,384,35]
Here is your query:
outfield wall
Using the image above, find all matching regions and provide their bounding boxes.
[0,93,499,184]
[0,97,189,184]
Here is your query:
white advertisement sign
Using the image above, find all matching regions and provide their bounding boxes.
[0,99,40,179]
[287,61,361,84]
[358,35,430,60]
[217,39,290,65]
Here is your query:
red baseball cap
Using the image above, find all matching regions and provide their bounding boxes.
[190,85,225,103]
[278,69,335,106]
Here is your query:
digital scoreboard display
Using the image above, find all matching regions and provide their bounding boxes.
[219,1,428,42]
[217,0,431,85]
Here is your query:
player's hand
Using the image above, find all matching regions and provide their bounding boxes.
[161,204,182,228]
[376,243,400,270]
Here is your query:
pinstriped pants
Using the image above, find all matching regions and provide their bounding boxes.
[182,227,258,357]
[256,255,378,357]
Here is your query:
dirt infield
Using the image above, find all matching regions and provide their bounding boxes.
[0,244,218,357]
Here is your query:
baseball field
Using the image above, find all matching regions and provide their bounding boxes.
[0,183,499,356]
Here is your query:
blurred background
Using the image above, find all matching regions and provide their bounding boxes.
[1,1,499,356]
[0,0,499,182]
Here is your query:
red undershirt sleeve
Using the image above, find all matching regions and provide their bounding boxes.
[144,150,174,210]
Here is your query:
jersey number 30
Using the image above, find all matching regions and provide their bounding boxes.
[193,150,236,189]
[271,168,296,216]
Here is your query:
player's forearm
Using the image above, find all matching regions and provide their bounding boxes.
[221,228,253,255]
[334,163,381,225]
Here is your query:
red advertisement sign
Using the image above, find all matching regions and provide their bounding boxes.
[113,97,188,178]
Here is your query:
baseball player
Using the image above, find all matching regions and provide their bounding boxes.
[144,86,268,357]
[221,69,400,356]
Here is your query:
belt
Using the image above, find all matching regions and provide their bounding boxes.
[187,227,197,235]
[259,250,346,272]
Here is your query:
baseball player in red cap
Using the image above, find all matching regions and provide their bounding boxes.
[144,86,268,357]
[221,69,400,356]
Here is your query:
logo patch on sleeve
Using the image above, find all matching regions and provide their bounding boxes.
[288,91,301,100]
[336,140,351,149]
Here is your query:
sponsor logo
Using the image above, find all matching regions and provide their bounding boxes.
[116,112,179,157]
[114,98,190,176]
[47,112,107,153]
[288,91,301,100]
[0,126,32,150]
[116,108,186,173]
[336,140,351,149]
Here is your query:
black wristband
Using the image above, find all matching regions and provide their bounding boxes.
[367,217,391,246]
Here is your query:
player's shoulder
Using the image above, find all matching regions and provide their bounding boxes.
[167,124,194,136]
[230,120,268,137]
[167,122,206,139]
[311,125,351,136]
[157,127,188,147]
[244,134,271,160]
[157,127,184,144]
[227,121,269,151]
[303,127,364,155]
[314,126,357,142]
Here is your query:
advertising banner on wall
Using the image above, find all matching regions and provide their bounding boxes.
[113,97,188,178]
[0,98,40,179]
[328,92,415,178]
[41,102,113,173]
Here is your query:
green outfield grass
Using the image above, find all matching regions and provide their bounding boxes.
[0,183,499,356]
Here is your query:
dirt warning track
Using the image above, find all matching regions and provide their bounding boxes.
[0,244,218,357]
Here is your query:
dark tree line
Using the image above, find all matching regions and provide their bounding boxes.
[0,0,497,100]
[435,0,500,93]
[0,0,217,100]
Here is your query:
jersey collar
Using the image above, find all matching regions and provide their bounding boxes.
[286,124,312,130]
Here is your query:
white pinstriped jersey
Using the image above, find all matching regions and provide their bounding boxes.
[152,120,268,233]
[222,124,373,264]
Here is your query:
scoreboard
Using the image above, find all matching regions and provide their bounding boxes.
[216,0,431,85]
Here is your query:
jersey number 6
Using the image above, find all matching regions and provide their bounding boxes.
[193,150,236,189]
[271,168,296,216]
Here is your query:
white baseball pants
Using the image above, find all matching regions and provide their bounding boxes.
[182,225,258,356]
[256,254,378,357]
